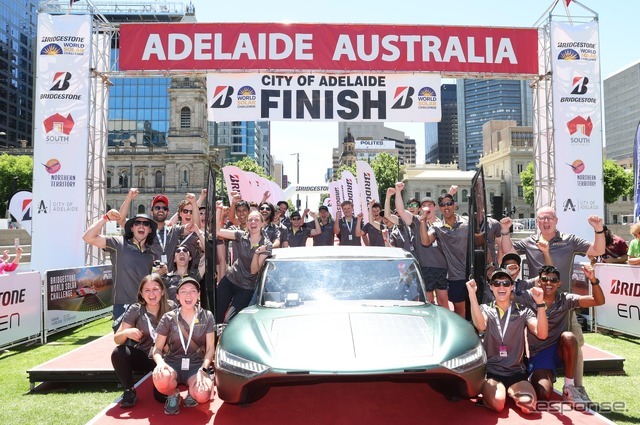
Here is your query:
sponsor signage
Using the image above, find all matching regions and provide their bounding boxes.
[120,23,538,74]
[355,139,396,150]
[207,73,441,122]
[551,21,603,244]
[32,14,92,272]
[45,265,113,333]
[0,272,42,349]
[595,264,640,337]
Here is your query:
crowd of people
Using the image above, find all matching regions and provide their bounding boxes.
[78,183,621,415]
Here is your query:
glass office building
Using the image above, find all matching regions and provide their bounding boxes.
[0,0,37,148]
[457,79,533,171]
[425,83,458,164]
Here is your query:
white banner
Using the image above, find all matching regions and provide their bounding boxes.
[222,166,251,203]
[328,181,343,218]
[207,73,441,122]
[356,161,380,223]
[0,272,42,349]
[355,139,396,150]
[341,171,362,217]
[595,264,640,337]
[8,191,33,235]
[550,22,604,244]
[32,14,92,272]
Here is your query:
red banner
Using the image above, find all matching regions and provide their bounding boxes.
[119,23,538,74]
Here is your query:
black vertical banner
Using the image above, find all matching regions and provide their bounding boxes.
[467,167,488,318]
[202,166,217,312]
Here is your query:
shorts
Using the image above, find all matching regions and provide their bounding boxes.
[528,343,563,381]
[422,267,448,292]
[447,279,467,303]
[166,359,203,385]
[486,370,529,389]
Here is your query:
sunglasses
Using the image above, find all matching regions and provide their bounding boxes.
[407,203,419,208]
[175,247,189,254]
[439,201,454,207]
[260,206,272,211]
[181,208,193,215]
[291,216,302,220]
[490,280,513,287]
[153,205,169,211]
[537,216,555,222]
[504,264,519,270]
[540,276,560,283]
[133,220,151,227]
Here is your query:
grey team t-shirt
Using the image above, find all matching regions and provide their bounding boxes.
[481,301,536,376]
[429,215,469,280]
[122,301,177,355]
[411,216,447,269]
[313,219,335,246]
[226,230,269,290]
[156,306,215,365]
[518,290,581,356]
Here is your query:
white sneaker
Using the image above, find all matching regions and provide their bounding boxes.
[575,386,593,403]
[563,385,583,403]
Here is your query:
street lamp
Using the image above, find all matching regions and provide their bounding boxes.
[290,152,300,209]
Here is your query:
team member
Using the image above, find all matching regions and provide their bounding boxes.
[286,210,321,247]
[152,277,215,415]
[419,193,469,317]
[500,207,605,400]
[361,201,386,246]
[258,201,283,248]
[112,274,175,408]
[333,200,363,246]
[467,269,548,414]
[83,210,156,320]
[520,264,605,403]
[163,245,204,303]
[215,202,271,323]
[627,222,640,265]
[312,205,335,246]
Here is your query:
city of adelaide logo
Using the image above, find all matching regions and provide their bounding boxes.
[417,87,437,110]
[210,86,234,109]
[236,86,256,109]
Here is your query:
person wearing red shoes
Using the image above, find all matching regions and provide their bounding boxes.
[467,269,548,414]
[152,277,215,415]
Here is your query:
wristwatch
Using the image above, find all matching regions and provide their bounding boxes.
[535,302,546,309]
[590,278,600,285]
[201,367,208,373]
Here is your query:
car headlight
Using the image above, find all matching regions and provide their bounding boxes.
[216,346,271,378]
[440,342,486,373]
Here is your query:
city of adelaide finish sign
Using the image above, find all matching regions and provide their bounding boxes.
[119,23,538,75]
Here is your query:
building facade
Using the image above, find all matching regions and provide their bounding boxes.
[0,0,37,149]
[425,83,458,164]
[457,79,533,171]
[603,61,640,162]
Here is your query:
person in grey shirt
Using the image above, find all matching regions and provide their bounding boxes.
[467,269,547,414]
[312,205,335,246]
[517,264,604,404]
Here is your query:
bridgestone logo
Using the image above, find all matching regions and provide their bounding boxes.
[40,93,82,100]
[610,280,640,297]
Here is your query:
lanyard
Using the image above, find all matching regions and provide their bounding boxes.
[494,304,512,345]
[144,312,158,343]
[345,217,353,234]
[176,311,197,356]
[157,227,167,253]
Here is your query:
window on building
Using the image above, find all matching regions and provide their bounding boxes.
[138,205,145,214]
[138,173,145,188]
[517,163,524,174]
[155,170,163,188]
[180,107,191,129]
[517,185,524,198]
[613,214,618,224]
[106,171,112,188]
[119,171,129,188]
[414,192,420,200]
[425,191,431,198]
[182,170,189,186]
[622,195,628,202]
[462,189,468,202]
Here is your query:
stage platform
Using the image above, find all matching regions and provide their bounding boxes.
[27,333,627,391]
[86,377,615,425]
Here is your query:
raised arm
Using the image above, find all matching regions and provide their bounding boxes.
[527,287,548,340]
[466,279,487,332]
[196,188,207,208]
[117,188,139,227]
[215,201,237,241]
[308,211,321,237]
[333,209,341,236]
[585,215,606,257]
[578,263,605,308]
[83,209,121,249]
[384,187,399,226]
[499,217,516,254]
[393,182,414,225]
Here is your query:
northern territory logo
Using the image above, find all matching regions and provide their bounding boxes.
[391,86,415,109]
[417,87,437,110]
[566,159,585,174]
[210,86,234,108]
[236,86,256,109]
[42,158,61,174]
[567,115,593,145]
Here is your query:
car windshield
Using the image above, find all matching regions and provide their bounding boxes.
[257,258,425,307]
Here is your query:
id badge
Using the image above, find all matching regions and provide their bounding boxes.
[499,345,508,357]
[161,254,168,263]
[409,245,415,251]
[181,357,190,370]
[348,235,353,241]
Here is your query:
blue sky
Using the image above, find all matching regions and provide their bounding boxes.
[190,0,638,189]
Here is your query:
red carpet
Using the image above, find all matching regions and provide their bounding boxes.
[87,376,612,425]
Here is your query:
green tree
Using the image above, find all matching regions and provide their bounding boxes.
[335,163,356,180]
[519,159,633,206]
[602,159,633,204]
[0,154,33,217]
[371,153,404,205]
[520,161,535,206]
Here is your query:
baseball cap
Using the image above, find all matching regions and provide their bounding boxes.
[500,252,522,268]
[490,268,513,282]
[420,197,436,207]
[290,211,302,219]
[152,194,169,207]
[176,276,200,292]
[318,205,329,212]
[406,198,420,206]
